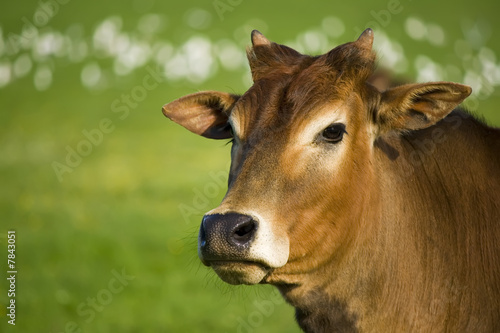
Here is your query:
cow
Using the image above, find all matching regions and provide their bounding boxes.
[162,29,500,332]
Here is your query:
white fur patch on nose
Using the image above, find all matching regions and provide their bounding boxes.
[205,207,290,268]
[246,211,290,268]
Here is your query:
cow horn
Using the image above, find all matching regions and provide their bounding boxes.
[356,28,374,50]
[251,30,271,47]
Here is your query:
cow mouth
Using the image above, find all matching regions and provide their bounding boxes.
[206,260,270,285]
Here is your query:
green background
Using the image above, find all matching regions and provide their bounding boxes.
[1,0,499,332]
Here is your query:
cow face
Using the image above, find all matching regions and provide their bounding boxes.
[163,29,471,286]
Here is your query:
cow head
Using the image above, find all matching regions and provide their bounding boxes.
[163,29,471,286]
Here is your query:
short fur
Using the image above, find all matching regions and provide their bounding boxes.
[163,29,500,332]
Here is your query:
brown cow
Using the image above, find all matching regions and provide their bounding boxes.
[162,29,500,332]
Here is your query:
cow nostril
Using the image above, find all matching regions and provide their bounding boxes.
[235,222,255,237]
[201,213,258,250]
[232,219,257,245]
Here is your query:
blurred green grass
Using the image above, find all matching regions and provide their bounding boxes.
[1,0,500,332]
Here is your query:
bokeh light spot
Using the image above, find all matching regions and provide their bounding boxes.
[405,17,427,41]
[13,53,33,78]
[81,62,102,89]
[34,65,52,91]
[322,16,345,38]
[184,8,212,30]
[0,62,12,88]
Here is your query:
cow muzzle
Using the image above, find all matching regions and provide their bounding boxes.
[198,212,289,285]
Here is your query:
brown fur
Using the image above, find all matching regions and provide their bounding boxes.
[163,30,500,332]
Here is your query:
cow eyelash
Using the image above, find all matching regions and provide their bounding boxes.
[224,123,235,146]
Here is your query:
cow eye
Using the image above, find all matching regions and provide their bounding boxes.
[321,124,346,143]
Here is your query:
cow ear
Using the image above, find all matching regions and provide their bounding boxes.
[375,82,472,132]
[162,91,239,139]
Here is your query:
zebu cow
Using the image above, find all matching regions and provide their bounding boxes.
[163,29,500,332]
